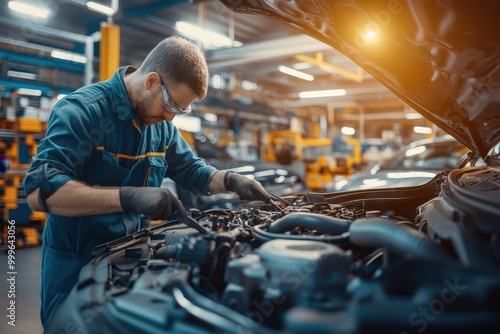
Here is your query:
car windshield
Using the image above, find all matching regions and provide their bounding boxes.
[379,140,468,170]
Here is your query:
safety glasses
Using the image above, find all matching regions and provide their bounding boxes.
[158,74,192,115]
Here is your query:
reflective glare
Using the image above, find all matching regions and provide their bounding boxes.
[360,179,388,189]
[405,146,426,157]
[386,172,437,179]
[229,166,256,174]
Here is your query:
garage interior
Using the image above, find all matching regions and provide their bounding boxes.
[0,1,477,333]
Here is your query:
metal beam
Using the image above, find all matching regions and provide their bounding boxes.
[339,112,409,121]
[0,48,84,73]
[99,23,120,81]
[205,34,332,68]
[0,16,89,43]
[271,85,397,109]
[295,53,364,83]
[0,78,74,96]
[201,96,274,115]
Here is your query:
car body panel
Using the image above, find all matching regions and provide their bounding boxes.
[337,136,468,190]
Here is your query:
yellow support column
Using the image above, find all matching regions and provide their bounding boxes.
[99,22,120,81]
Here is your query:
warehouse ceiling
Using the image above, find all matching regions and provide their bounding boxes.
[0,0,411,127]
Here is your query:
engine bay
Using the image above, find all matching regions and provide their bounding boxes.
[47,166,500,334]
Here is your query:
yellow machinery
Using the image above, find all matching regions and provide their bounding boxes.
[179,129,196,147]
[262,130,336,191]
[331,136,362,177]
[263,131,363,191]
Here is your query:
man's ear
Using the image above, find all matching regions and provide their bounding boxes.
[144,72,161,90]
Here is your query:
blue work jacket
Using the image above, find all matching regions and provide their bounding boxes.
[23,66,215,328]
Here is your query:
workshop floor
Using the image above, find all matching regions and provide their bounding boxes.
[0,246,43,334]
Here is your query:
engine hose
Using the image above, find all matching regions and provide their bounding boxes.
[269,212,350,235]
[155,245,178,260]
[171,280,271,333]
[252,224,350,246]
[349,218,453,262]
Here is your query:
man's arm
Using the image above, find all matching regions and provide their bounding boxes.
[27,180,121,217]
[27,180,185,220]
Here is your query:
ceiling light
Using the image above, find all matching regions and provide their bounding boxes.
[366,30,378,41]
[51,50,88,64]
[7,70,37,80]
[405,112,423,120]
[8,1,50,18]
[413,126,432,135]
[17,88,42,96]
[87,1,115,16]
[241,80,258,91]
[292,62,313,70]
[299,89,346,98]
[204,113,218,122]
[341,126,355,136]
[211,74,223,89]
[278,65,314,81]
[175,21,242,48]
[173,115,201,133]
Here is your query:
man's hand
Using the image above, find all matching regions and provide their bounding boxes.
[120,187,187,220]
[224,172,271,203]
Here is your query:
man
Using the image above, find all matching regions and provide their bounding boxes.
[23,36,271,328]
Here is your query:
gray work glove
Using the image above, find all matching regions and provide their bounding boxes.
[224,172,271,203]
[119,187,188,220]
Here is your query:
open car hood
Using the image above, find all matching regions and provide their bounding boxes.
[220,0,500,159]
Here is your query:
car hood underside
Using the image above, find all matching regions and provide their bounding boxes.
[220,0,500,158]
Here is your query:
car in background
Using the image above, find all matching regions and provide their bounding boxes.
[335,135,468,191]
[163,131,308,210]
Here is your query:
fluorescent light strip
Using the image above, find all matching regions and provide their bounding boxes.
[292,62,313,70]
[87,1,115,16]
[299,89,346,98]
[278,65,314,81]
[405,112,423,120]
[175,21,242,48]
[413,126,432,135]
[7,70,37,80]
[51,50,88,64]
[17,88,42,96]
[8,1,50,18]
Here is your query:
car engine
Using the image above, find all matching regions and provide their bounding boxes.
[47,165,500,334]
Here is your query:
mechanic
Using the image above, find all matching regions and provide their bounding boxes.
[23,36,271,329]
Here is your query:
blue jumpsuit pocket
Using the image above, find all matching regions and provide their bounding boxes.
[83,150,130,187]
[145,156,168,187]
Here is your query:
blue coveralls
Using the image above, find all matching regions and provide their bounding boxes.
[22,66,215,328]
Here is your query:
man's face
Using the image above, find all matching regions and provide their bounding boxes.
[136,77,198,126]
